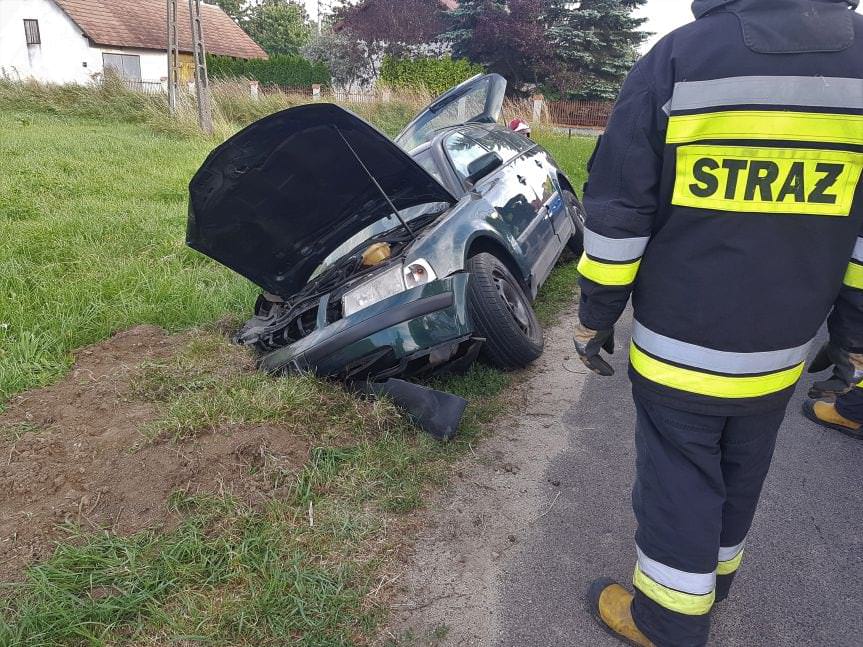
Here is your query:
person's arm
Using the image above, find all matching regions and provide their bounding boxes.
[574,60,666,374]
[810,235,863,397]
[578,61,666,332]
[829,236,863,351]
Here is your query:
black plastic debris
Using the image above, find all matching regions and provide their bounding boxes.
[359,379,468,441]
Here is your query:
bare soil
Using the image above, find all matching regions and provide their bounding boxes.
[381,305,588,646]
[0,325,310,581]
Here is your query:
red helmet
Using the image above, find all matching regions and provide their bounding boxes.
[509,118,531,134]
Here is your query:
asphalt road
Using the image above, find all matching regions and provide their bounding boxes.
[495,311,863,647]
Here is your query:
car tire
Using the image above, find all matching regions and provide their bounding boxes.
[467,252,544,370]
[564,190,586,256]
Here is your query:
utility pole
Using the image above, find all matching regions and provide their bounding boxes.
[188,0,213,135]
[166,0,180,113]
[317,0,323,35]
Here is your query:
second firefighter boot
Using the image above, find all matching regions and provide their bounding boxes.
[803,399,863,440]
[587,579,655,647]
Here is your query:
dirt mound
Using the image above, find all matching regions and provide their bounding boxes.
[0,326,310,581]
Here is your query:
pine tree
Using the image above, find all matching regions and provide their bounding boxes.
[445,0,648,100]
[547,0,648,100]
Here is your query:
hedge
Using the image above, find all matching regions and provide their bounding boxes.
[207,54,330,88]
[380,56,484,95]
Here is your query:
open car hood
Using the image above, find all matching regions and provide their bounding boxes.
[395,73,507,151]
[187,103,455,298]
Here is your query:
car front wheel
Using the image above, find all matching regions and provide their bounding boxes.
[564,190,586,256]
[467,252,544,370]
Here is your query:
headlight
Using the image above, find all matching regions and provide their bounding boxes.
[403,259,437,289]
[342,259,437,317]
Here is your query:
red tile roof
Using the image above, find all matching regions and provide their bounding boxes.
[53,0,267,60]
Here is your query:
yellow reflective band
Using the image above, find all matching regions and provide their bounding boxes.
[633,565,715,616]
[672,145,863,217]
[844,262,863,289]
[577,253,641,286]
[717,549,744,576]
[667,110,863,146]
[630,344,804,399]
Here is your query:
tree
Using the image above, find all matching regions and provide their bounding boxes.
[332,0,452,79]
[446,0,648,100]
[335,0,451,54]
[302,31,375,91]
[205,0,245,23]
[546,0,648,100]
[244,1,312,56]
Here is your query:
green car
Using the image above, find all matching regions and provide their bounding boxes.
[187,74,585,381]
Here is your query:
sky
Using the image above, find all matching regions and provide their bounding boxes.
[636,0,694,52]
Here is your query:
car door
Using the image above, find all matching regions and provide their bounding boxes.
[396,74,507,152]
[443,128,556,294]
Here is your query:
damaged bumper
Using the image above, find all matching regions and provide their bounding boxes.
[258,273,476,379]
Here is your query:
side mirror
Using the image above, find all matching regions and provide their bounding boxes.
[465,152,504,187]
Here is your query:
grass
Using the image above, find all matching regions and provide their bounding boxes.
[0,79,595,645]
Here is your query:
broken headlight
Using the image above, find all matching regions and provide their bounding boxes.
[342,259,437,317]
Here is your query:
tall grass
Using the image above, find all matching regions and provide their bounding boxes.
[0,77,431,141]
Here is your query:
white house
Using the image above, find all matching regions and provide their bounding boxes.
[0,0,267,86]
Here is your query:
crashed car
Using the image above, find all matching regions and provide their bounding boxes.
[187,74,586,381]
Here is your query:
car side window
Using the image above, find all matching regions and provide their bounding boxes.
[471,128,529,161]
[444,131,493,180]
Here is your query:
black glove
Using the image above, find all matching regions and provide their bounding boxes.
[807,342,862,399]
[574,324,615,377]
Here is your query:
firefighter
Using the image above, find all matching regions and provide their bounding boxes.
[574,1,863,645]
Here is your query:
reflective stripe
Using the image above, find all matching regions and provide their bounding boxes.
[577,253,640,286]
[630,343,805,399]
[845,261,863,289]
[633,321,813,375]
[633,565,715,616]
[670,76,863,113]
[666,111,863,146]
[853,238,863,264]
[583,229,650,262]
[718,541,745,563]
[637,547,715,595]
[717,547,745,576]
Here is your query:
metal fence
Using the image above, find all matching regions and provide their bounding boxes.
[121,79,165,95]
[545,99,614,129]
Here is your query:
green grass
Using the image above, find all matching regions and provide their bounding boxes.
[0,110,254,403]
[0,84,595,645]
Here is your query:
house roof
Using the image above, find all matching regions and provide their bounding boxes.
[53,0,267,60]
[440,0,458,8]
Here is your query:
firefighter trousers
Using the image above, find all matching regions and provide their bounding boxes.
[629,391,787,647]
[835,387,863,424]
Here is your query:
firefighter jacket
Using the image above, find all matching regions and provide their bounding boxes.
[578,0,863,416]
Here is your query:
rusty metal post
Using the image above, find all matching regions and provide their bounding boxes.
[188,0,213,134]
[167,0,181,113]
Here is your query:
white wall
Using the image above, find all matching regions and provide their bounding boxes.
[0,0,169,85]
[0,0,93,84]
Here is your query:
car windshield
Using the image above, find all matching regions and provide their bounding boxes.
[311,202,450,279]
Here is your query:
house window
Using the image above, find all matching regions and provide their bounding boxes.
[102,53,142,82]
[23,19,41,45]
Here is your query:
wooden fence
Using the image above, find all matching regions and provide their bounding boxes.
[544,99,614,129]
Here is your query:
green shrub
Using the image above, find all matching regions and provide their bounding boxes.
[207,54,330,88]
[380,56,484,95]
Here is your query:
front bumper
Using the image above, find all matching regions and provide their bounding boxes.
[258,273,474,379]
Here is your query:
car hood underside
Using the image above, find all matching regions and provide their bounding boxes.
[187,103,454,298]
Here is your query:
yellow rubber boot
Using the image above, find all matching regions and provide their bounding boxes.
[803,400,863,440]
[587,578,656,647]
